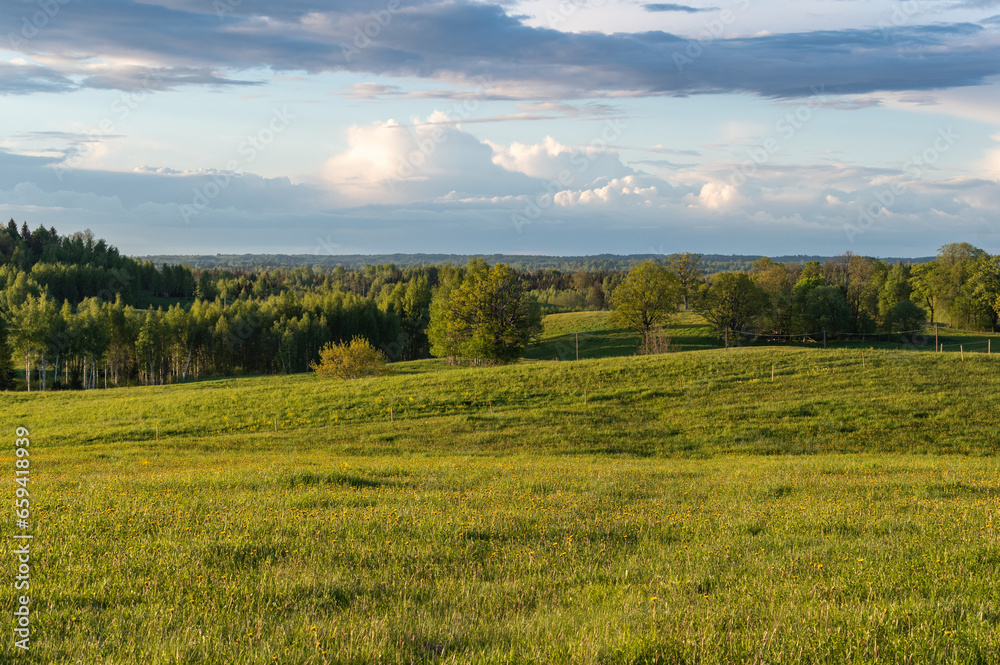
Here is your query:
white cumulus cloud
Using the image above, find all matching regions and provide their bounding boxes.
[488,135,632,183]
[322,111,537,204]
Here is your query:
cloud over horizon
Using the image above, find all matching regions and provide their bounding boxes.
[1,0,998,257]
[2,1,999,99]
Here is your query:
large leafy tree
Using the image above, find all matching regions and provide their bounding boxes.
[909,262,939,324]
[752,258,801,335]
[935,242,986,326]
[697,272,770,343]
[609,261,681,354]
[968,255,1000,331]
[792,277,853,336]
[665,252,703,310]
[878,264,913,326]
[884,300,928,339]
[428,261,542,365]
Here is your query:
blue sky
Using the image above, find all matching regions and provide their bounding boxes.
[1,0,998,257]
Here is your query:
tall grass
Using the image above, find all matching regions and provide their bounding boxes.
[1,345,999,662]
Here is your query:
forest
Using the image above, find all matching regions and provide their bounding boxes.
[1,220,998,391]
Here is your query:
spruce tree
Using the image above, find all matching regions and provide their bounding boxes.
[0,318,14,390]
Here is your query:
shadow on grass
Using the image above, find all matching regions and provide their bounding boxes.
[284,470,393,489]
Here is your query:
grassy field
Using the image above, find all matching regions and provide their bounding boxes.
[527,310,1000,362]
[526,311,721,361]
[3,340,1000,662]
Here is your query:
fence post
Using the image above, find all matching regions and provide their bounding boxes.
[576,332,579,361]
[725,327,729,350]
[823,329,827,349]
[961,345,965,362]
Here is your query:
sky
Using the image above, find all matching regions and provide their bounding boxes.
[1,0,999,258]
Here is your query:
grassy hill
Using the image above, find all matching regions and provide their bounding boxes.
[3,344,1000,662]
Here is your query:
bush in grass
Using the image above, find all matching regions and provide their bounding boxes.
[310,336,388,379]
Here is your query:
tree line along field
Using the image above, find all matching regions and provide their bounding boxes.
[5,222,1000,392]
[3,343,1000,663]
[527,310,1000,361]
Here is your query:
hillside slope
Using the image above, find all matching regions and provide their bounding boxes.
[6,346,999,457]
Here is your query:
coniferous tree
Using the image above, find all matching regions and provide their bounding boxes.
[0,318,14,390]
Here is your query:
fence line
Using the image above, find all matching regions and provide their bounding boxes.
[725,325,997,353]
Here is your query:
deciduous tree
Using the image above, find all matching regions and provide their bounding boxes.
[428,261,542,364]
[697,272,770,342]
[609,261,681,354]
[666,252,703,310]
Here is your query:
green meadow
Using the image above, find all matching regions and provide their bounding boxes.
[2,312,1000,663]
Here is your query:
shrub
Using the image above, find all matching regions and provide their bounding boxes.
[309,336,389,380]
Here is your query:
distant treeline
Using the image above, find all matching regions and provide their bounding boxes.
[695,246,999,344]
[138,252,935,275]
[0,220,994,391]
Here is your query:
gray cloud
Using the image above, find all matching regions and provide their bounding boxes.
[644,4,717,13]
[953,0,1000,8]
[0,149,323,213]
[0,62,75,95]
[1,1,998,99]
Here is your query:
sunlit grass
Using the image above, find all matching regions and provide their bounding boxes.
[1,344,1000,662]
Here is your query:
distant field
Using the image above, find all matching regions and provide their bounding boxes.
[528,310,1000,362]
[526,310,721,361]
[3,346,1000,662]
